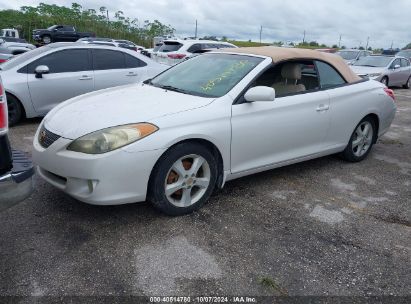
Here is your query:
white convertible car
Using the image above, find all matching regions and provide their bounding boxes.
[33,47,396,215]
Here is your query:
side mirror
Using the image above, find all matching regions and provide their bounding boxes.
[0,38,4,44]
[35,65,49,78]
[394,64,401,69]
[244,86,275,102]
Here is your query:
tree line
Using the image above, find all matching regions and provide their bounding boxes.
[0,2,175,47]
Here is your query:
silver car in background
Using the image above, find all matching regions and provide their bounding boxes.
[0,43,167,125]
[350,55,411,88]
[336,49,371,65]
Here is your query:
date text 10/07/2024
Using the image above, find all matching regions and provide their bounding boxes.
[149,296,257,303]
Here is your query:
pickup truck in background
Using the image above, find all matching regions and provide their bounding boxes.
[32,25,95,44]
[0,76,34,212]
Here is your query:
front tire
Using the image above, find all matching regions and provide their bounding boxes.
[341,117,376,162]
[403,76,410,89]
[149,142,217,216]
[42,35,51,44]
[6,94,23,126]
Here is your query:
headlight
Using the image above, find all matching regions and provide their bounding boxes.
[368,73,381,77]
[67,123,158,154]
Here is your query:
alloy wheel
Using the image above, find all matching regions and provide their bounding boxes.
[164,154,211,207]
[352,121,373,157]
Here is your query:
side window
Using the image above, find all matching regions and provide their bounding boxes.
[400,59,408,67]
[315,61,346,89]
[125,54,147,68]
[250,60,320,98]
[390,59,400,69]
[26,49,90,74]
[187,44,202,53]
[63,26,74,32]
[93,49,125,70]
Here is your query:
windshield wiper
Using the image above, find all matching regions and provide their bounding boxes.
[357,65,377,67]
[155,84,191,95]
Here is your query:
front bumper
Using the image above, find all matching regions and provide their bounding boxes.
[0,150,35,212]
[33,133,166,205]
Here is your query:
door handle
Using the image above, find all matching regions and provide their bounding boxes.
[79,75,93,80]
[316,104,329,112]
[126,72,138,77]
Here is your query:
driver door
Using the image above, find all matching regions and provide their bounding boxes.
[230,61,331,174]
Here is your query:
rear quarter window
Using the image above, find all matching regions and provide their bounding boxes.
[315,61,346,89]
[125,54,147,68]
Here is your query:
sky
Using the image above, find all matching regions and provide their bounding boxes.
[0,0,410,49]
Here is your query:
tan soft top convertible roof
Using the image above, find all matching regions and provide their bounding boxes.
[220,46,361,83]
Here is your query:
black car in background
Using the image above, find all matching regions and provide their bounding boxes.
[32,25,95,44]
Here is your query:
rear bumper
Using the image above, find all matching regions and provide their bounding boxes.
[0,150,35,211]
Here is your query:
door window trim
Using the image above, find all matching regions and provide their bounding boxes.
[233,58,366,105]
[18,48,92,74]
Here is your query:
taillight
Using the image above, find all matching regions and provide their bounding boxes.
[167,53,186,59]
[384,88,395,102]
[0,83,7,130]
[0,59,7,63]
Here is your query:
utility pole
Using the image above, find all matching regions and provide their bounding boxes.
[259,25,262,44]
[106,10,109,25]
[338,34,342,48]
[195,20,198,39]
[365,36,370,50]
[390,41,394,49]
[302,30,306,44]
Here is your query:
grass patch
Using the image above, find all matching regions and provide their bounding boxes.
[228,40,271,47]
[259,277,288,296]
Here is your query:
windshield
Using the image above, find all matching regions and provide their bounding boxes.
[353,56,393,67]
[0,46,50,70]
[397,50,411,58]
[47,25,57,31]
[337,51,359,60]
[150,53,263,98]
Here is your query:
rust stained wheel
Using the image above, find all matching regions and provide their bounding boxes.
[149,142,218,215]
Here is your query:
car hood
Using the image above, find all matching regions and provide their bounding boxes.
[350,66,384,75]
[44,84,215,139]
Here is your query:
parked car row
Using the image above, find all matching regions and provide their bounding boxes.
[148,39,237,65]
[0,43,167,125]
[77,37,145,52]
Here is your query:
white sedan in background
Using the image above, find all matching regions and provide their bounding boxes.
[0,43,167,125]
[33,47,396,215]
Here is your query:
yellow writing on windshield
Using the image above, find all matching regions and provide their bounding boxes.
[201,60,251,92]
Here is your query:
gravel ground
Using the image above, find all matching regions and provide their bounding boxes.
[0,88,410,299]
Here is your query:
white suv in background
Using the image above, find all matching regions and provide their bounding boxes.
[152,39,237,65]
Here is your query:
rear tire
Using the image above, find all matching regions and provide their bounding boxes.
[6,94,23,126]
[340,117,377,162]
[149,142,217,216]
[381,76,389,87]
[403,76,410,89]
